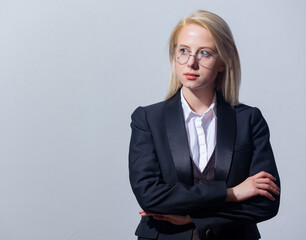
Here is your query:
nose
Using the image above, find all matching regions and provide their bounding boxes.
[187,54,199,70]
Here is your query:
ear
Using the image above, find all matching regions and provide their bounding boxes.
[218,62,225,72]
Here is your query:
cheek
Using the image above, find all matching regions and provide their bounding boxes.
[214,60,224,72]
[200,62,222,79]
[175,63,185,77]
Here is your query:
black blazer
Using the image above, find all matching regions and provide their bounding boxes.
[129,90,280,240]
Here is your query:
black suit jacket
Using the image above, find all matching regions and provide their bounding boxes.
[129,90,280,240]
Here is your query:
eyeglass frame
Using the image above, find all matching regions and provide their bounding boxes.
[171,46,217,68]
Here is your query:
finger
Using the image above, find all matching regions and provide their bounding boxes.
[140,212,154,217]
[160,216,171,221]
[258,189,275,201]
[153,215,166,221]
[139,210,152,215]
[255,178,280,191]
[255,171,275,181]
[255,171,276,181]
[165,215,187,221]
[256,177,277,185]
[256,183,280,195]
[166,214,177,219]
[256,179,280,193]
[156,215,179,224]
[256,178,279,188]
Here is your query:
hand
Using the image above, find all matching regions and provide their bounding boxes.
[139,210,192,225]
[226,171,280,202]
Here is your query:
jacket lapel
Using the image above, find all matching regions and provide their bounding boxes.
[215,91,236,181]
[164,91,193,186]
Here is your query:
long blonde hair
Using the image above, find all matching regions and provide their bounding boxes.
[166,10,241,106]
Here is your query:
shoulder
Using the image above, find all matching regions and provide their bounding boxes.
[131,91,180,121]
[233,103,269,135]
[131,100,166,119]
[130,100,168,130]
[217,91,264,122]
[234,103,264,121]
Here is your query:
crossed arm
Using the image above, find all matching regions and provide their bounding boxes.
[129,106,280,232]
[139,171,280,225]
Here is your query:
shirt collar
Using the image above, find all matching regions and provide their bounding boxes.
[180,88,217,122]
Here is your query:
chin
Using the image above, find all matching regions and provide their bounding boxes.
[182,82,211,90]
[181,80,200,88]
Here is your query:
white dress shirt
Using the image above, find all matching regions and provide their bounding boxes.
[180,89,217,172]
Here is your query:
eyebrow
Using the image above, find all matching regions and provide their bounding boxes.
[177,44,216,52]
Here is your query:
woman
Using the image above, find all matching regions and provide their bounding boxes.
[129,10,280,240]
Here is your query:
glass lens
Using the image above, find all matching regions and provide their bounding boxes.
[173,47,189,64]
[197,49,215,67]
[173,46,216,67]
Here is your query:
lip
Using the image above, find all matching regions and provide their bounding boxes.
[184,72,200,80]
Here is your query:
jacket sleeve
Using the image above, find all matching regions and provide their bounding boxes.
[191,107,280,238]
[129,106,227,215]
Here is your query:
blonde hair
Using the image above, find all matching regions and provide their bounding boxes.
[166,10,241,105]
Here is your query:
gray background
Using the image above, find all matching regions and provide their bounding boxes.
[0,0,305,239]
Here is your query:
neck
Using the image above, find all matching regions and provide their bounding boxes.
[182,86,215,115]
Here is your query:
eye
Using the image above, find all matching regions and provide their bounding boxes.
[179,47,189,55]
[198,49,212,58]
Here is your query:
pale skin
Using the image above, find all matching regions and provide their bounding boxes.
[139,24,280,225]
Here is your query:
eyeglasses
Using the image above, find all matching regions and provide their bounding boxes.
[172,46,216,68]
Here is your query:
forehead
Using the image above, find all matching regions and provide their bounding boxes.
[176,24,216,50]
